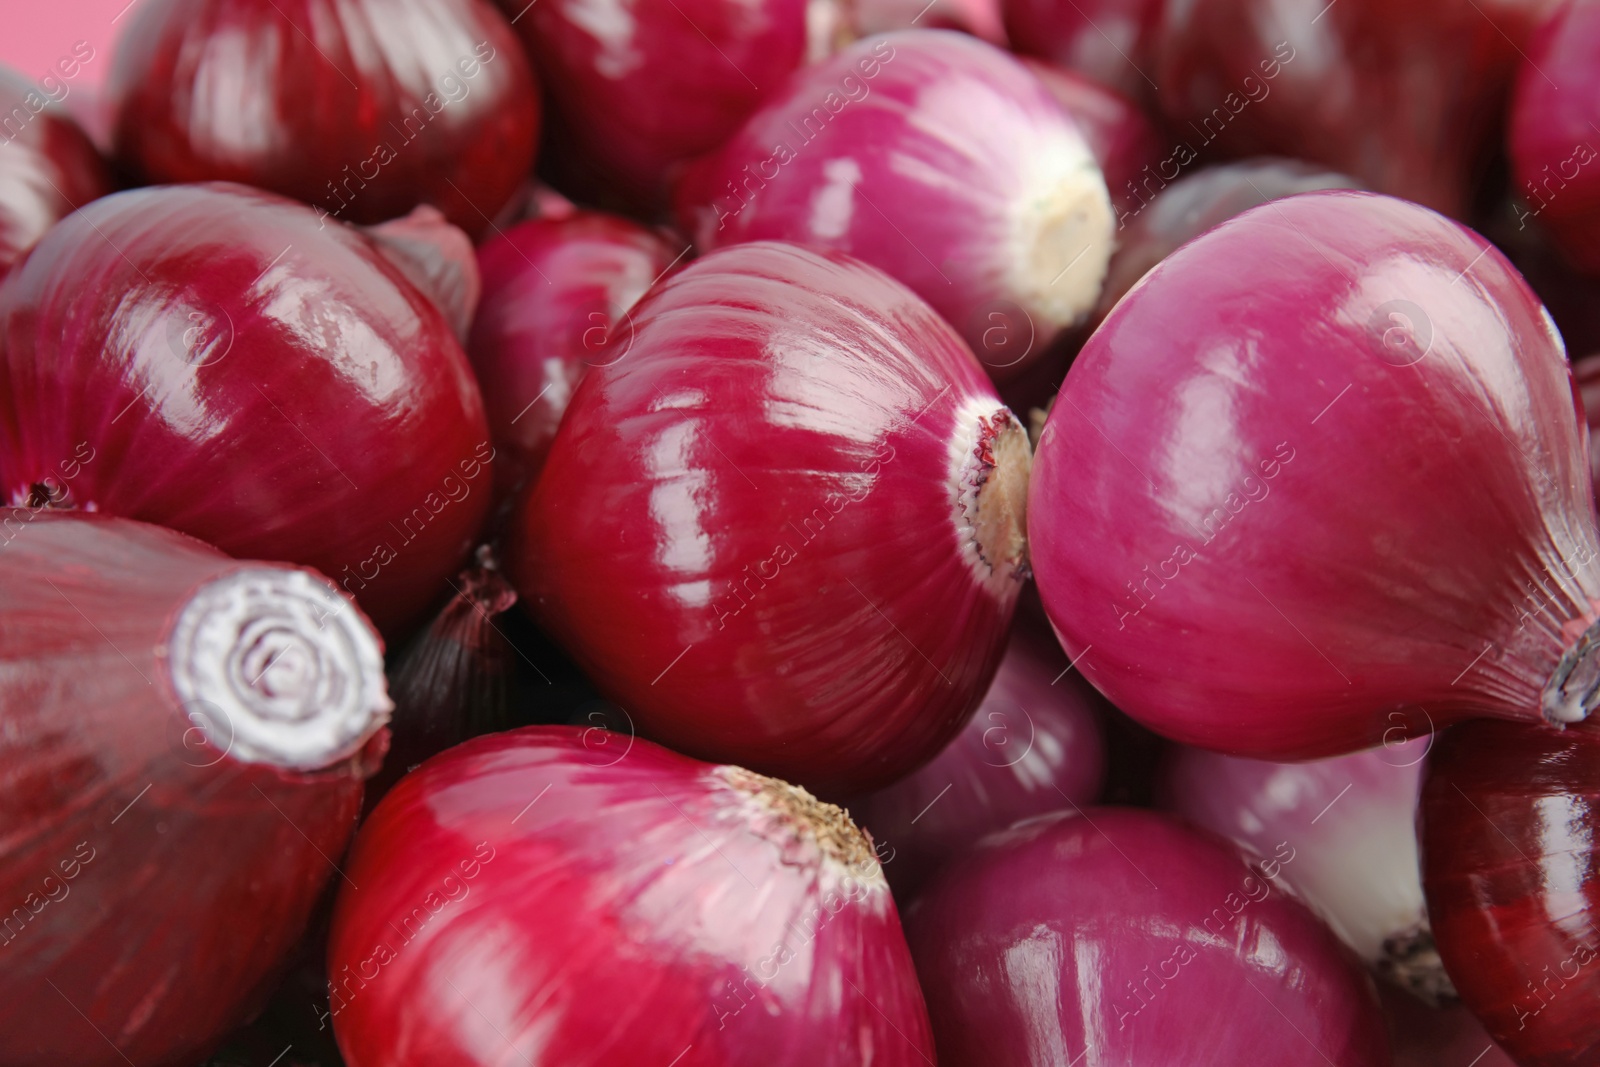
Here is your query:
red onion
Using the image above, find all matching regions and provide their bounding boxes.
[674,30,1115,383]
[1575,352,1600,499]
[1421,718,1600,1066]
[509,240,1030,793]
[0,182,494,635]
[326,725,934,1065]
[1149,0,1558,217]
[361,206,482,345]
[508,0,809,213]
[1161,737,1447,999]
[1509,0,1600,275]
[108,0,539,238]
[1018,58,1162,221]
[0,510,389,1067]
[467,211,683,498]
[904,807,1391,1064]
[1002,0,1161,101]
[1097,157,1360,316]
[0,65,112,273]
[1030,190,1596,759]
[1381,986,1518,1067]
[847,626,1106,896]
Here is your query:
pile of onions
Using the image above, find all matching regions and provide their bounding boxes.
[1421,719,1600,1065]
[1149,0,1559,217]
[848,626,1106,896]
[0,67,111,274]
[673,30,1114,382]
[0,511,389,1067]
[1508,0,1600,275]
[1160,737,1447,999]
[507,0,809,212]
[509,240,1030,793]
[109,0,540,237]
[904,807,1391,1063]
[327,726,934,1065]
[0,182,493,635]
[467,211,683,498]
[1030,190,1597,759]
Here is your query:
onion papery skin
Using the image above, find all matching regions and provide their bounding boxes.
[1031,190,1598,759]
[674,30,1115,383]
[510,240,1029,794]
[1575,352,1600,500]
[361,206,482,345]
[1161,738,1443,998]
[1002,0,1161,101]
[1150,0,1557,218]
[507,0,808,214]
[847,627,1106,897]
[108,0,538,238]
[467,211,682,500]
[1097,157,1361,320]
[0,511,389,1067]
[1019,58,1162,223]
[327,726,934,1066]
[1509,1,1600,276]
[1421,718,1600,1066]
[0,183,494,636]
[0,68,113,274]
[905,807,1391,1065]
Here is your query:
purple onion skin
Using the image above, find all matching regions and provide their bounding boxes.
[1003,0,1161,100]
[0,183,493,636]
[1160,739,1431,987]
[846,0,1007,44]
[507,0,808,213]
[467,211,682,499]
[0,67,113,274]
[1031,190,1595,760]
[674,30,1114,383]
[1509,1,1600,275]
[847,628,1106,897]
[1019,58,1162,218]
[1150,0,1557,218]
[1098,157,1361,317]
[1575,353,1600,500]
[905,808,1391,1065]
[329,726,935,1066]
[108,0,539,239]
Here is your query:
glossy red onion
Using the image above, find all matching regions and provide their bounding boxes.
[510,241,1029,793]
[1380,986,1518,1067]
[108,0,539,237]
[0,183,494,634]
[467,210,682,497]
[1161,737,1446,998]
[0,510,389,1067]
[0,66,112,274]
[1097,157,1360,317]
[847,627,1105,896]
[327,725,933,1065]
[904,807,1391,1064]
[674,30,1114,383]
[1509,0,1600,275]
[1031,190,1597,759]
[1019,57,1162,221]
[1421,718,1600,1066]
[1149,0,1558,217]
[508,0,808,212]
[1002,0,1160,100]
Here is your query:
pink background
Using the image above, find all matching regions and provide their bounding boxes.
[4,0,137,139]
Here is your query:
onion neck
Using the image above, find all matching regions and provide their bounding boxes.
[1541,614,1600,725]
[952,403,1032,595]
[1378,919,1456,1007]
[715,765,881,884]
[165,567,391,770]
